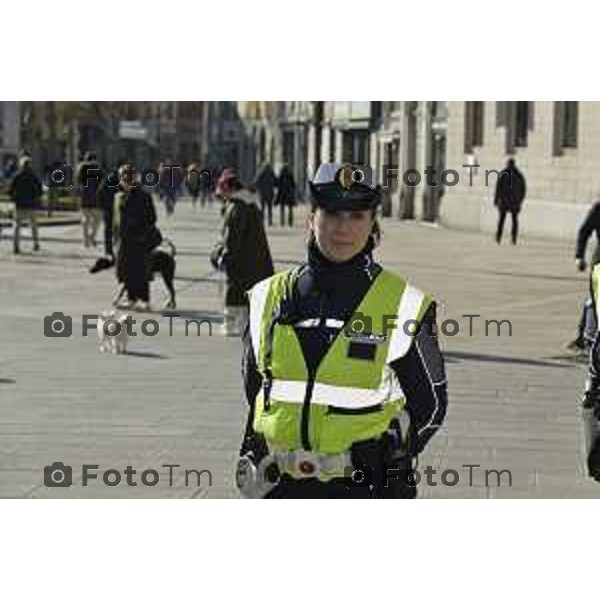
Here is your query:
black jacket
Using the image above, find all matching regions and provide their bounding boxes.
[9,167,43,209]
[254,165,276,200]
[275,168,296,206]
[576,201,600,264]
[221,195,274,305]
[241,241,448,457]
[119,187,157,243]
[494,165,526,211]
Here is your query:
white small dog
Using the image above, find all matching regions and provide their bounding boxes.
[97,310,130,354]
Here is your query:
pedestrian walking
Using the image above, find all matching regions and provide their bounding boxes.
[76,151,103,248]
[96,167,122,260]
[199,165,213,207]
[235,163,448,499]
[210,169,273,336]
[494,157,526,244]
[567,200,600,352]
[275,164,296,227]
[9,156,43,254]
[186,163,201,209]
[253,162,276,226]
[159,161,181,216]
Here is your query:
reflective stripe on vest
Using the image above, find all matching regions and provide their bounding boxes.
[249,277,272,362]
[386,284,426,364]
[266,365,404,409]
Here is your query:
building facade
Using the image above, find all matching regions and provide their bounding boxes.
[441,101,593,240]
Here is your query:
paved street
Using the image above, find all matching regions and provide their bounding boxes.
[0,197,598,498]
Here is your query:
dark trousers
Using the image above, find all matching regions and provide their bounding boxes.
[496,208,519,244]
[260,194,273,226]
[266,476,373,499]
[102,206,113,258]
[163,192,176,215]
[200,188,211,206]
[279,204,294,227]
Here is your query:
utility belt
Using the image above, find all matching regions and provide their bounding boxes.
[235,420,415,499]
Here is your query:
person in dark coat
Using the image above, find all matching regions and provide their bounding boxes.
[275,164,296,227]
[253,162,276,226]
[186,163,201,209]
[9,156,43,254]
[494,158,526,244]
[114,165,158,310]
[566,200,600,351]
[96,167,122,260]
[159,161,181,216]
[212,169,274,336]
[76,151,103,248]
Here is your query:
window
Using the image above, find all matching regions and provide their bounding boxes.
[514,101,530,147]
[342,131,354,163]
[329,128,336,162]
[562,101,578,148]
[495,101,507,128]
[283,131,294,165]
[553,101,578,155]
[464,101,484,153]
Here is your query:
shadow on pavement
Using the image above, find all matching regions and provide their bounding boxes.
[445,350,575,368]
[488,270,579,283]
[0,378,16,384]
[124,351,168,359]
[174,274,219,284]
[173,250,210,258]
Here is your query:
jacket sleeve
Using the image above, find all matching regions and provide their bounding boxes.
[8,174,17,202]
[240,322,264,455]
[242,322,262,407]
[576,202,600,260]
[222,202,248,272]
[33,174,43,201]
[493,175,501,206]
[389,304,448,456]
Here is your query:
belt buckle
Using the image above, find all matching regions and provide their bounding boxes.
[293,450,321,479]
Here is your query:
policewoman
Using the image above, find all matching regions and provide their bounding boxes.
[236,163,448,499]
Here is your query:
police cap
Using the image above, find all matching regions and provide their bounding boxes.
[309,163,381,212]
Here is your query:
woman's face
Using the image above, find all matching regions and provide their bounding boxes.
[309,207,374,263]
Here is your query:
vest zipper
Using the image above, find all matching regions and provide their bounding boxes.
[299,294,327,451]
[300,370,316,450]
